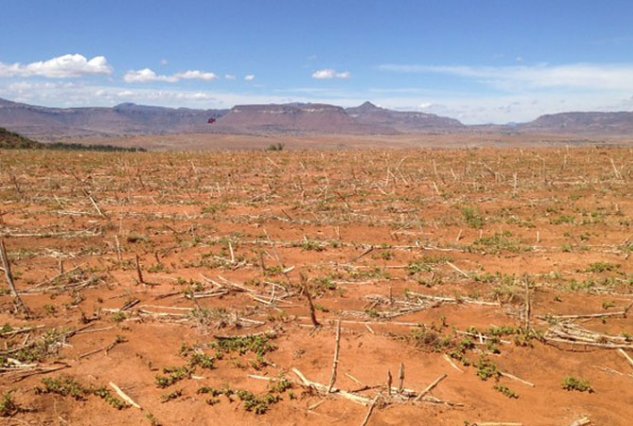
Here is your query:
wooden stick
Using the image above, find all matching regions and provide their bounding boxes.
[360,394,380,426]
[569,417,591,426]
[351,246,374,263]
[539,309,629,320]
[398,362,405,393]
[109,382,141,409]
[543,337,633,349]
[475,423,522,426]
[414,374,447,402]
[114,235,122,263]
[524,276,531,333]
[11,364,70,382]
[446,261,469,279]
[135,254,144,284]
[618,348,633,369]
[292,368,372,405]
[327,319,342,393]
[308,399,326,411]
[345,373,363,385]
[442,354,463,372]
[0,240,31,317]
[228,241,235,264]
[387,370,392,396]
[302,279,320,328]
[500,371,535,387]
[86,191,106,217]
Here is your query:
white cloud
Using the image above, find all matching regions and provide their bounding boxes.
[244,74,255,81]
[174,70,217,81]
[379,63,633,92]
[124,68,172,83]
[0,54,112,78]
[124,68,217,83]
[312,69,351,80]
[225,74,236,80]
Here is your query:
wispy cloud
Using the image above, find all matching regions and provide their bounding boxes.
[379,63,633,92]
[312,69,351,80]
[0,54,112,78]
[124,68,217,83]
[244,74,255,81]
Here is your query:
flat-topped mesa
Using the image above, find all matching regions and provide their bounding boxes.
[217,102,386,134]
[230,103,349,116]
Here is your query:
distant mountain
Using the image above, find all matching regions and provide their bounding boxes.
[0,98,227,141]
[518,111,633,135]
[346,101,465,133]
[2,96,632,140]
[214,103,394,134]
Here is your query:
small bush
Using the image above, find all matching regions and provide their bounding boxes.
[266,143,285,152]
[0,392,20,417]
[494,384,518,399]
[562,376,593,393]
[462,207,484,229]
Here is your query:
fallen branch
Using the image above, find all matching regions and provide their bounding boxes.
[360,394,381,426]
[292,368,372,406]
[569,418,591,426]
[109,382,141,409]
[500,371,535,387]
[618,348,633,369]
[446,261,469,278]
[414,374,447,402]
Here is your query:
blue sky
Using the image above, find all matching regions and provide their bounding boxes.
[2,0,633,123]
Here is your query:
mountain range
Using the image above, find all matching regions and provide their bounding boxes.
[0,97,632,141]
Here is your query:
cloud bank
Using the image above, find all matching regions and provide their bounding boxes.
[124,68,218,83]
[0,54,112,78]
[379,63,633,92]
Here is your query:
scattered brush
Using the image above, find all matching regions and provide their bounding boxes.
[36,376,130,409]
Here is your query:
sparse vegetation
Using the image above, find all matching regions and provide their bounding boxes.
[265,142,285,152]
[36,377,129,409]
[562,377,594,393]
[0,392,20,417]
[1,146,632,424]
[462,207,485,229]
[494,384,519,399]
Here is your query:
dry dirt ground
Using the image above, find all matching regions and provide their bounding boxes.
[72,132,630,151]
[0,146,632,425]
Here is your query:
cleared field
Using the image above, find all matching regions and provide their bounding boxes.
[0,147,632,425]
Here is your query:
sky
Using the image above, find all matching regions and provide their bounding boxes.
[2,0,633,124]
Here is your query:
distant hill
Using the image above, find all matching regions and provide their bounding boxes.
[346,101,465,133]
[2,96,633,140]
[0,127,42,149]
[517,111,633,135]
[0,97,467,139]
[0,127,144,152]
[0,97,227,141]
